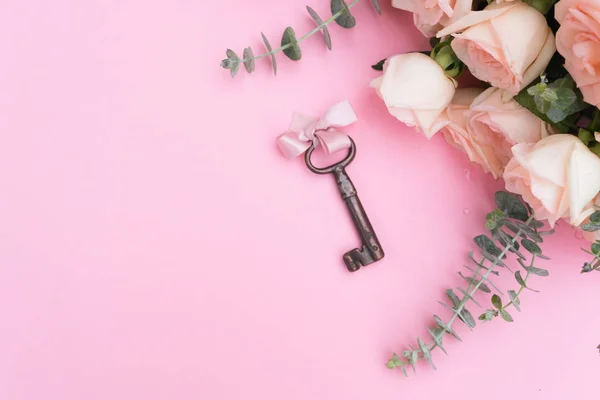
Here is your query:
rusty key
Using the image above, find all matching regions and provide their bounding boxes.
[305,137,384,272]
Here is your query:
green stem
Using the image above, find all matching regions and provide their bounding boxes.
[589,108,600,133]
[415,215,536,362]
[501,255,534,311]
[245,0,361,62]
[582,252,600,273]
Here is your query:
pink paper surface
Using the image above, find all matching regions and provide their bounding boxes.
[0,1,598,399]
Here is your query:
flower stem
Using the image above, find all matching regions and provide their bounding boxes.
[589,108,600,133]
[245,0,361,63]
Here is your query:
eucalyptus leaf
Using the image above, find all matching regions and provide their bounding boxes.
[306,6,332,50]
[531,219,546,229]
[457,286,481,307]
[261,32,277,75]
[418,338,436,370]
[243,47,255,73]
[546,106,568,123]
[467,252,500,275]
[591,210,600,223]
[331,0,356,28]
[524,266,549,276]
[410,350,418,366]
[479,309,495,321]
[400,364,408,377]
[528,85,543,96]
[592,242,600,255]
[434,315,462,342]
[494,229,525,259]
[540,88,559,102]
[508,290,521,311]
[548,75,575,90]
[371,0,382,14]
[226,48,240,62]
[474,235,502,258]
[281,27,302,61]
[535,95,552,113]
[230,61,241,78]
[225,49,241,77]
[554,87,577,109]
[515,83,571,132]
[458,307,476,329]
[499,309,514,322]
[427,328,447,355]
[521,238,542,255]
[486,208,505,230]
[481,249,508,268]
[491,294,502,309]
[515,270,538,292]
[445,289,461,308]
[505,220,543,242]
[495,192,529,221]
[458,272,491,293]
[582,223,600,232]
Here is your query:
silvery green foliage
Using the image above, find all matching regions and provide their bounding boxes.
[386,191,553,375]
[515,75,587,130]
[220,0,381,77]
[581,210,600,274]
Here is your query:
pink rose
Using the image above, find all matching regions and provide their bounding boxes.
[504,134,600,226]
[441,87,552,178]
[391,0,473,37]
[438,87,485,154]
[555,0,600,107]
[370,53,456,138]
[436,2,556,96]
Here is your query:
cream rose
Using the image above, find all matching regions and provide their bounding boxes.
[436,2,556,96]
[504,134,600,227]
[438,87,484,153]
[555,0,600,107]
[439,87,552,178]
[391,0,473,37]
[370,52,456,138]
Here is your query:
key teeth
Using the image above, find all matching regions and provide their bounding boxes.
[343,252,361,272]
[343,246,375,272]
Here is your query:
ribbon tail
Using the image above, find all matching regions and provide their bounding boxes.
[316,100,358,129]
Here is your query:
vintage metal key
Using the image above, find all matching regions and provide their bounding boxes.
[305,137,384,272]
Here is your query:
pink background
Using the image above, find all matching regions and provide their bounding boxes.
[0,1,599,398]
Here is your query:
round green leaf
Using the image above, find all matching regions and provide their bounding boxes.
[521,238,542,255]
[281,27,302,61]
[491,294,502,310]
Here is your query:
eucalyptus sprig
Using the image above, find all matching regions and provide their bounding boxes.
[220,0,382,77]
[386,192,553,376]
[580,210,600,273]
[514,74,587,130]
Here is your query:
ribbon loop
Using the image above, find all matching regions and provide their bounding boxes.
[277,100,357,159]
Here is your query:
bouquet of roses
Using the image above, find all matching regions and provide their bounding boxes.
[221,0,600,375]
